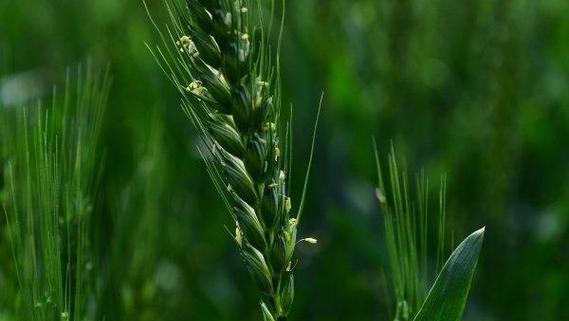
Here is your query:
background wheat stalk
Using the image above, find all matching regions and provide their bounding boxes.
[146,1,318,320]
[1,64,109,321]
[375,145,485,321]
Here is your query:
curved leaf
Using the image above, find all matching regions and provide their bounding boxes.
[413,227,485,321]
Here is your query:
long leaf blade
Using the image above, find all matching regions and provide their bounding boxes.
[413,227,485,321]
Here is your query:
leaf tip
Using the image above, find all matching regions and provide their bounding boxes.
[469,226,486,249]
[474,226,486,238]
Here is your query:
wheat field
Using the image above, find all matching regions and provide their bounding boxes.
[0,1,568,321]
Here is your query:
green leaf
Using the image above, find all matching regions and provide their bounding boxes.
[413,227,485,321]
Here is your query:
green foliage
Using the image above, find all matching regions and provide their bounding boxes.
[413,228,485,321]
[376,146,484,321]
[1,65,109,321]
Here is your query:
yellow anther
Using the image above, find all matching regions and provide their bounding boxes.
[235,227,243,247]
[186,80,207,96]
[177,35,198,56]
[301,237,318,244]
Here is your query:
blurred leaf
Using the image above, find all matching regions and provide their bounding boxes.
[413,227,485,321]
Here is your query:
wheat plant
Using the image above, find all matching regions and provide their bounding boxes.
[375,145,485,321]
[146,1,319,320]
[1,65,109,321]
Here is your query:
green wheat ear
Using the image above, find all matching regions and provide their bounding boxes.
[1,63,109,321]
[374,143,484,321]
[145,1,320,320]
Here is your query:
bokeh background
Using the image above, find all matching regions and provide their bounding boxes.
[1,0,568,320]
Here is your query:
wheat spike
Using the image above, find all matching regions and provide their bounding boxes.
[146,1,306,319]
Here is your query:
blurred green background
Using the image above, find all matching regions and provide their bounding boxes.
[0,0,568,320]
